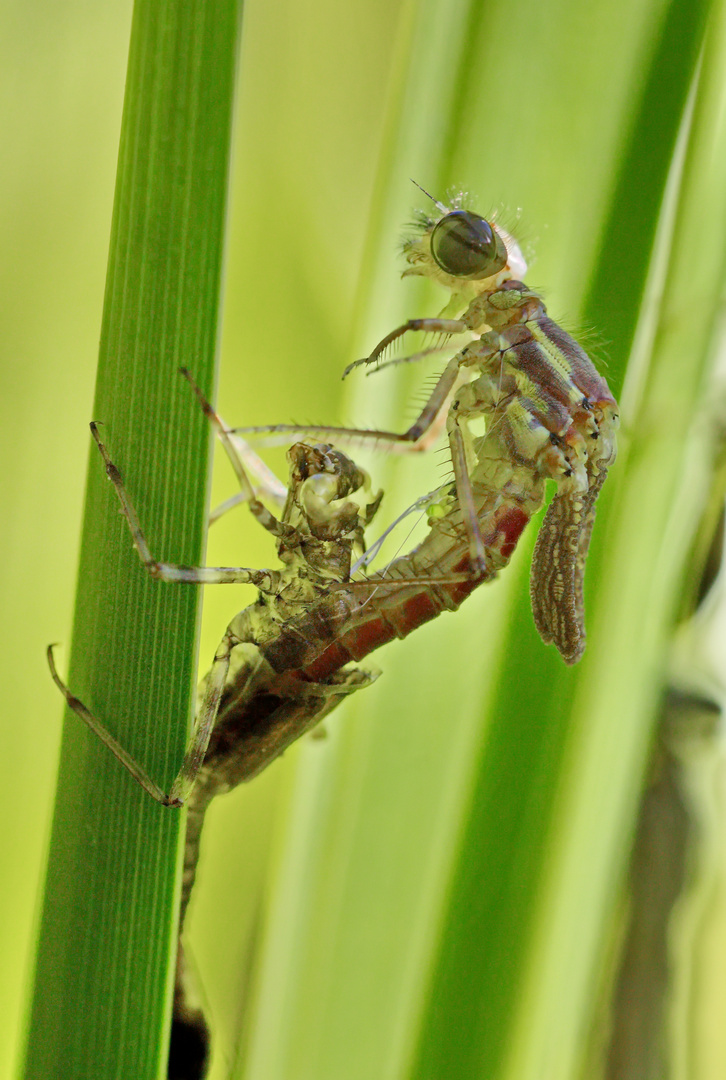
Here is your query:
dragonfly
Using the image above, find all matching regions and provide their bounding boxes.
[50,191,619,1077]
[235,187,620,662]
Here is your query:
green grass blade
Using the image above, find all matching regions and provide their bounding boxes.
[22,1,243,1077]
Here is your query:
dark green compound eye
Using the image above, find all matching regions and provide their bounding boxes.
[430,210,508,279]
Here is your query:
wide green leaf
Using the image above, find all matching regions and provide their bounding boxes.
[22,2,243,1077]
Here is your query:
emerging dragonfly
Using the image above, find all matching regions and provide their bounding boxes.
[238,188,619,662]
[50,193,619,1077]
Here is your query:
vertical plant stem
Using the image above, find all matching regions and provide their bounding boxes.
[24,1,243,1077]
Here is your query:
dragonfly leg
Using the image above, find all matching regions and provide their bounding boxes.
[232,353,463,453]
[343,317,470,376]
[207,490,250,526]
[449,418,488,575]
[90,423,283,590]
[167,625,239,805]
[180,368,287,516]
[47,645,174,805]
[47,626,240,807]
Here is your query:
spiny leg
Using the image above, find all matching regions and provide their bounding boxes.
[232,353,463,454]
[364,343,458,375]
[90,422,284,589]
[342,317,470,377]
[435,358,510,580]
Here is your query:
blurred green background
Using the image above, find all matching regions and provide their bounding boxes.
[4,0,726,1078]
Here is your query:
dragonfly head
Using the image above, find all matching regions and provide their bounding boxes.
[401,196,527,296]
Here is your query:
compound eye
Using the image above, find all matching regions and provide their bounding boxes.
[430,210,507,279]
